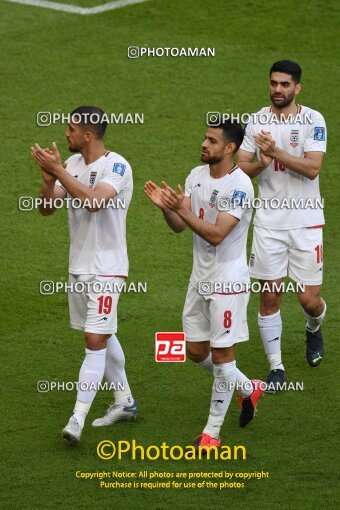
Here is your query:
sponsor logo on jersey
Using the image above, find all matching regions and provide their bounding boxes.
[314,126,325,141]
[209,189,219,208]
[112,162,126,176]
[249,253,255,267]
[231,189,246,206]
[290,129,299,148]
[89,171,97,189]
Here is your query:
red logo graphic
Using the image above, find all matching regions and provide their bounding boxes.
[155,332,186,362]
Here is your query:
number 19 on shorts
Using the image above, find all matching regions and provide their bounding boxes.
[97,295,113,314]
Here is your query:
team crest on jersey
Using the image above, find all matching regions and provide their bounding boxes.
[89,171,97,189]
[314,126,325,141]
[112,162,126,176]
[209,189,219,208]
[290,129,299,148]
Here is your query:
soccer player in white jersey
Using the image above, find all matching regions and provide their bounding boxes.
[237,61,327,391]
[31,106,138,444]
[145,121,263,450]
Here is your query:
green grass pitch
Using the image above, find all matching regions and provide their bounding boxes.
[1,0,339,508]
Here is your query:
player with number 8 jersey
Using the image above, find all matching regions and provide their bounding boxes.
[145,120,264,450]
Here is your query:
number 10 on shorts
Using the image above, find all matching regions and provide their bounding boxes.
[155,332,186,362]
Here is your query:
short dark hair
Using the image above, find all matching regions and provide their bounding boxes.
[213,120,245,153]
[270,60,302,84]
[70,105,107,139]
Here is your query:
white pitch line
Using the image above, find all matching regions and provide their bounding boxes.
[5,0,149,15]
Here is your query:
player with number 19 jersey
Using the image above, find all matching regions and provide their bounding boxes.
[56,150,133,335]
[35,106,139,445]
[57,150,133,277]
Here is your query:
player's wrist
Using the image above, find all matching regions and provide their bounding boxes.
[52,164,65,178]
[42,181,56,192]
[42,176,57,185]
[175,203,187,217]
[269,146,278,159]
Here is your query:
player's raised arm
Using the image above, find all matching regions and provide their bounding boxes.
[176,207,239,246]
[39,174,67,216]
[237,148,272,178]
[144,180,189,233]
[34,148,67,216]
[254,131,324,180]
[32,142,118,212]
[160,182,239,246]
[237,117,272,177]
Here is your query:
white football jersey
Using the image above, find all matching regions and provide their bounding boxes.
[56,151,133,276]
[240,105,326,229]
[185,165,254,287]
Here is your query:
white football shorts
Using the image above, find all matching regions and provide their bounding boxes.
[249,226,323,285]
[68,274,124,334]
[183,283,250,348]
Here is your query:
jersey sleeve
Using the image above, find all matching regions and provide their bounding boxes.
[303,112,327,153]
[184,166,200,197]
[220,181,253,221]
[240,120,257,153]
[99,159,132,194]
[184,175,193,197]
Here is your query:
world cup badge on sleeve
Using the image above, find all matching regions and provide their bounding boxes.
[314,126,325,141]
[112,162,126,176]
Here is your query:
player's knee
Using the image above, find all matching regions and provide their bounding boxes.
[211,347,234,364]
[298,291,321,315]
[260,288,282,315]
[186,342,210,363]
[85,333,110,350]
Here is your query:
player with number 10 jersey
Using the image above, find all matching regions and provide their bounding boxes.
[237,60,327,391]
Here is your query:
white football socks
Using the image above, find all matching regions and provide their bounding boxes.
[258,311,284,371]
[203,361,236,439]
[105,334,133,407]
[303,299,327,333]
[196,354,252,398]
[73,347,107,428]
